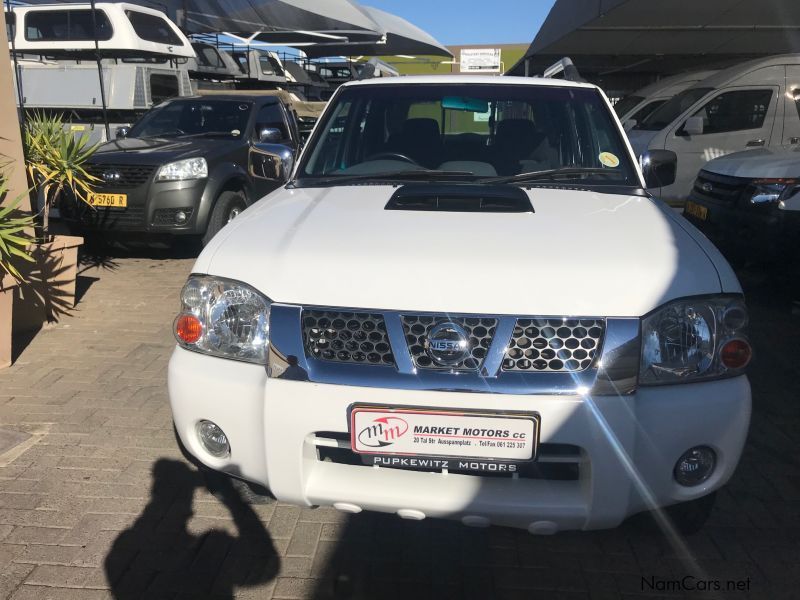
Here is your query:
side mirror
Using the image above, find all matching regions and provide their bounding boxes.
[115,126,130,139]
[258,127,283,143]
[683,116,704,136]
[622,119,636,132]
[249,143,294,181]
[640,149,677,189]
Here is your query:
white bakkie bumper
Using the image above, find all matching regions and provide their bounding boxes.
[168,346,751,533]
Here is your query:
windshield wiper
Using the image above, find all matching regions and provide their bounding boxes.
[295,169,475,187]
[182,131,239,138]
[481,167,621,185]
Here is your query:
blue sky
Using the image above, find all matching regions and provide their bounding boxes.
[364,0,556,45]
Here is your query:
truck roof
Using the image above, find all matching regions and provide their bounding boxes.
[341,75,597,90]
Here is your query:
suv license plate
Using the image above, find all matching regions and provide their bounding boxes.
[685,201,708,221]
[350,407,539,462]
[88,193,127,208]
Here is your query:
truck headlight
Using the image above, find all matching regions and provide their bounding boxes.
[157,157,208,181]
[174,275,271,364]
[640,296,751,385]
[749,178,798,205]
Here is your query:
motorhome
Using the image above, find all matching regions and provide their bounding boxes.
[627,54,800,205]
[615,70,718,131]
[8,3,195,144]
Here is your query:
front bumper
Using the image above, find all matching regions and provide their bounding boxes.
[685,192,800,262]
[168,347,751,532]
[62,178,207,235]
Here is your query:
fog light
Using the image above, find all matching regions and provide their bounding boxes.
[175,210,188,224]
[196,420,230,458]
[674,446,716,486]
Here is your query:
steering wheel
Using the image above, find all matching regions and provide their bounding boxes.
[364,152,419,165]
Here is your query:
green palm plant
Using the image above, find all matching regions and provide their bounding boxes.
[0,180,36,282]
[23,112,100,238]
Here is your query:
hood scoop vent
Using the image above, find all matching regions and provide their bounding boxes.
[385,184,533,213]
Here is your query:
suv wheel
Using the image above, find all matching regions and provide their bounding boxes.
[203,190,247,245]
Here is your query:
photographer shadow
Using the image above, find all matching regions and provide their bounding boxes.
[105,459,279,599]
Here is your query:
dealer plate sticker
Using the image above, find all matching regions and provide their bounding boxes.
[350,407,538,461]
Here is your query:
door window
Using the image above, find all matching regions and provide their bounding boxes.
[689,89,773,134]
[794,89,800,119]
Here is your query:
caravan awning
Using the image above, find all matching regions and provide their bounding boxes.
[508,0,800,77]
[297,6,453,58]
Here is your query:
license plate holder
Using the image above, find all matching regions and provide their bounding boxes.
[349,406,540,465]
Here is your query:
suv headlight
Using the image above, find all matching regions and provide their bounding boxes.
[174,275,271,363]
[157,157,208,181]
[749,178,798,205]
[640,295,751,385]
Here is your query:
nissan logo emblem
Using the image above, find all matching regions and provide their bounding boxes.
[424,321,470,366]
[103,170,121,183]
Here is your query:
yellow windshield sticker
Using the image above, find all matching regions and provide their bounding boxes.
[599,152,620,168]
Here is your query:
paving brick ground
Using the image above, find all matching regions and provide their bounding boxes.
[0,248,798,600]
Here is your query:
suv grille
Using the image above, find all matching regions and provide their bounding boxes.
[88,164,157,189]
[692,171,749,204]
[401,316,497,371]
[502,318,604,372]
[303,310,394,366]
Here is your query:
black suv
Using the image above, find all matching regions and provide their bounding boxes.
[64,95,299,244]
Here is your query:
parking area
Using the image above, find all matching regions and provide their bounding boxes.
[0,249,798,600]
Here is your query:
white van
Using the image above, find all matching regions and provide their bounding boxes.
[614,70,718,130]
[627,54,800,205]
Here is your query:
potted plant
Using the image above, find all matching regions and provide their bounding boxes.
[0,184,35,369]
[18,112,98,326]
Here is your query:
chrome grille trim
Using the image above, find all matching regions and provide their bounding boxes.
[401,315,497,371]
[503,318,604,372]
[303,310,393,366]
[268,304,641,396]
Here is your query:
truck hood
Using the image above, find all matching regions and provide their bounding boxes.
[702,147,800,179]
[90,136,239,165]
[196,186,729,317]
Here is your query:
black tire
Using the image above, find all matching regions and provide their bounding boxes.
[202,190,247,246]
[663,491,717,535]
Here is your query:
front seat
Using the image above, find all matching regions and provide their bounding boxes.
[386,118,443,168]
[493,119,547,175]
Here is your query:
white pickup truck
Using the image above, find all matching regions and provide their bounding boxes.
[168,76,752,534]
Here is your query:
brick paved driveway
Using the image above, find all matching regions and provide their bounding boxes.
[0,249,798,600]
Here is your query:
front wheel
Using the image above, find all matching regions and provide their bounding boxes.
[203,190,247,246]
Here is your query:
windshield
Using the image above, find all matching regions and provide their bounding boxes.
[129,99,252,139]
[613,95,644,117]
[634,87,712,131]
[299,84,638,186]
